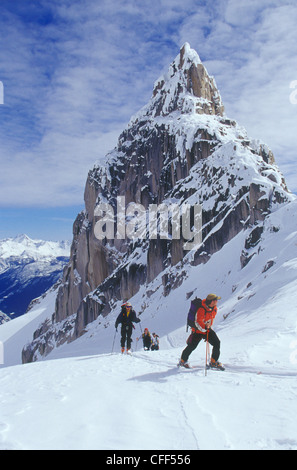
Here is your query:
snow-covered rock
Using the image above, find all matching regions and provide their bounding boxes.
[22,43,295,363]
[0,311,10,325]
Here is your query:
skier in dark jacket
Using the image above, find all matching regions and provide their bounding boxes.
[137,328,152,351]
[115,302,140,354]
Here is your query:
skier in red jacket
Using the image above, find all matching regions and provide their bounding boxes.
[179,294,224,370]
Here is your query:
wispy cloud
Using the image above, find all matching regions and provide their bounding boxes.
[0,0,296,212]
[178,1,297,191]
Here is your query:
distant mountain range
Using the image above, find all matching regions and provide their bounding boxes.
[0,234,70,322]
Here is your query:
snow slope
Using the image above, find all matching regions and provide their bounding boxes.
[0,349,296,451]
[0,288,58,368]
[0,201,297,450]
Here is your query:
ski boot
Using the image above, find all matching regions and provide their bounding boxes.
[208,358,225,371]
[178,359,191,369]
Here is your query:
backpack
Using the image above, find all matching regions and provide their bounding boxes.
[187,297,202,331]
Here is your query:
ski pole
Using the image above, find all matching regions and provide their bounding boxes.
[111,329,117,354]
[205,329,209,376]
[134,323,142,352]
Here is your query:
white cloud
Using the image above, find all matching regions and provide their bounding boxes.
[0,127,122,207]
[178,1,297,192]
[0,0,296,211]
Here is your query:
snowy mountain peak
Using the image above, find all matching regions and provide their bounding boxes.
[170,42,202,72]
[180,42,202,64]
[0,235,71,318]
[14,234,31,243]
[23,44,294,364]
[138,42,225,119]
[0,235,70,261]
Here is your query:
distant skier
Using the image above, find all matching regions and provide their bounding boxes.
[179,294,224,370]
[137,328,152,351]
[151,332,160,351]
[115,302,140,354]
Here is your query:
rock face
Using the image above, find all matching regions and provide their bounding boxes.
[22,43,292,363]
[0,310,10,325]
[151,43,224,117]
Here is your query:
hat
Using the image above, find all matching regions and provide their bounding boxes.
[206,294,221,303]
[123,301,132,308]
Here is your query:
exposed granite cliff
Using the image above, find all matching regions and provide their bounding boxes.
[22,43,292,363]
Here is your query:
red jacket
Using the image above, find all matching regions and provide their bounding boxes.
[193,299,217,335]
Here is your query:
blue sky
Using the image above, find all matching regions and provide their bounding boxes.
[0,0,297,241]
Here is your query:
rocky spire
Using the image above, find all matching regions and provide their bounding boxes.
[141,42,224,118]
[22,44,292,363]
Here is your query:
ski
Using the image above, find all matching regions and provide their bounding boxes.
[206,363,225,371]
[120,349,133,355]
[177,363,201,370]
[177,360,225,371]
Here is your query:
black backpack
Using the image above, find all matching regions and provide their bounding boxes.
[187,297,202,331]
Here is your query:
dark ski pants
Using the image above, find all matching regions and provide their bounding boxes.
[181,329,220,363]
[121,325,133,349]
[143,337,152,350]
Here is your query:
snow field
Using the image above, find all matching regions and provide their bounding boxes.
[1,201,297,450]
[0,341,296,450]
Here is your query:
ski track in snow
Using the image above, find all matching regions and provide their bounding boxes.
[0,348,296,450]
[1,201,297,449]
